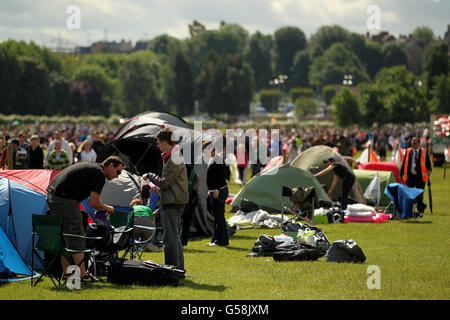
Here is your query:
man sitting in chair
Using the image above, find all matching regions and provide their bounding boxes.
[46,156,124,282]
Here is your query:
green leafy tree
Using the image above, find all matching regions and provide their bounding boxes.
[309,25,350,52]
[15,57,53,115]
[411,26,435,45]
[294,96,318,118]
[309,43,369,90]
[358,83,387,126]
[186,27,246,79]
[117,52,163,116]
[332,87,360,127]
[382,41,408,68]
[364,41,384,79]
[163,51,194,117]
[290,87,314,102]
[322,84,337,105]
[429,74,450,113]
[274,26,307,77]
[424,40,449,99]
[375,66,428,123]
[345,32,366,63]
[245,31,273,90]
[259,89,282,112]
[290,50,310,88]
[197,53,253,116]
[0,44,22,114]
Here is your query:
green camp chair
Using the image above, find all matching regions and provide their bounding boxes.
[103,208,135,261]
[31,214,102,288]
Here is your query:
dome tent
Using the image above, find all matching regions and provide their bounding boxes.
[98,111,216,238]
[290,145,366,205]
[230,165,330,213]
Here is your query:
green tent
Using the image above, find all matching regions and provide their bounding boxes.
[354,169,396,206]
[290,145,366,204]
[230,165,330,213]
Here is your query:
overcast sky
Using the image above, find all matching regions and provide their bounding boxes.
[0,0,448,48]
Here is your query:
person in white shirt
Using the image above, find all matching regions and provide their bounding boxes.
[78,139,97,163]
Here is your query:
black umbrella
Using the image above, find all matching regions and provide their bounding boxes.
[427,178,433,214]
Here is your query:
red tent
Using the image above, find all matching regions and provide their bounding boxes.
[358,162,404,184]
[0,169,56,195]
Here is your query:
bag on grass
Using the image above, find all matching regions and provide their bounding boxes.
[325,239,366,263]
[273,245,325,262]
[105,259,185,286]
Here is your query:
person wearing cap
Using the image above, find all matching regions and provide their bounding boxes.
[315,157,355,210]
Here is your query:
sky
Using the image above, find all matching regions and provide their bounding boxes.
[0,0,448,50]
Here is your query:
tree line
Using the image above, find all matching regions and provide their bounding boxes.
[0,21,449,125]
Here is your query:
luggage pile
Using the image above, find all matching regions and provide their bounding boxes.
[248,222,366,263]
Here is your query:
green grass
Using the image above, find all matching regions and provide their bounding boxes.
[1,166,449,300]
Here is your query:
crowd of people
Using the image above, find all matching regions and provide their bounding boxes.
[0,121,432,172]
[0,121,434,281]
[0,123,115,170]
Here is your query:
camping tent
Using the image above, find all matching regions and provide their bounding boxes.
[290,145,366,205]
[230,165,330,213]
[98,111,215,238]
[354,169,396,206]
[357,162,403,184]
[0,170,54,278]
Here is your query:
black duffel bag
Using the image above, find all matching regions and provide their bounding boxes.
[325,240,366,263]
[105,259,186,286]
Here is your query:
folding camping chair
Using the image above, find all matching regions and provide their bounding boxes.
[130,208,163,261]
[31,214,102,288]
[86,207,136,278]
[281,186,316,227]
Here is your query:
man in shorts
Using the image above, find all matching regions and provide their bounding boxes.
[46,156,124,282]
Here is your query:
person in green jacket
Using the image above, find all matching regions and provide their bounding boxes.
[47,139,70,170]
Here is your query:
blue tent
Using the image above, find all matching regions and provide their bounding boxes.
[0,226,37,282]
[0,170,52,280]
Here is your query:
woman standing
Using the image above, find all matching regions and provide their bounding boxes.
[203,140,229,247]
[78,139,97,163]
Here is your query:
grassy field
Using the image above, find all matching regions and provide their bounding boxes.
[1,166,449,301]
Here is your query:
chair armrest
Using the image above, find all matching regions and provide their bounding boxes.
[134,225,155,231]
[110,227,133,234]
[62,233,103,240]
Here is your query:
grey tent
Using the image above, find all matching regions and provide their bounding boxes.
[98,111,215,237]
[290,145,366,205]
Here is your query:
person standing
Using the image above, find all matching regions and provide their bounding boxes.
[28,135,44,169]
[400,136,432,216]
[203,140,229,247]
[46,140,70,170]
[315,157,355,210]
[78,139,97,163]
[46,156,124,282]
[143,128,188,270]
[44,130,73,167]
